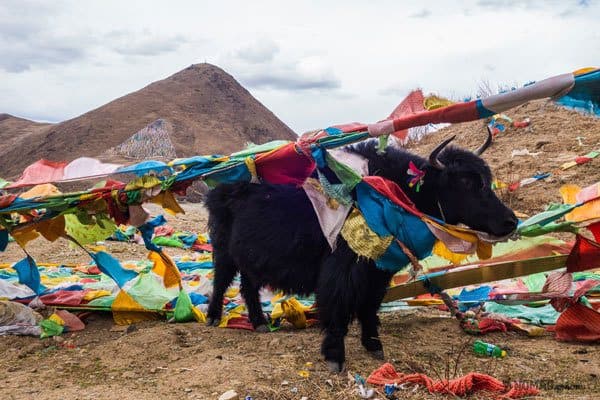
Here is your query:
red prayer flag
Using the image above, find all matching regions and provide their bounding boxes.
[255,143,316,185]
[387,90,426,140]
[555,302,600,342]
[8,159,68,188]
[575,156,592,164]
[566,233,600,272]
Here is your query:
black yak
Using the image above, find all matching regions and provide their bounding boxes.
[205,132,517,372]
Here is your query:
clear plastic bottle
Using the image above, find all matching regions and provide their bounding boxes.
[473,340,506,358]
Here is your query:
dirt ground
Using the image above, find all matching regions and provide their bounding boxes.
[2,308,600,400]
[2,101,600,399]
[1,203,600,399]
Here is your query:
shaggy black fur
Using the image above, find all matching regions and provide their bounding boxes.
[205,140,517,372]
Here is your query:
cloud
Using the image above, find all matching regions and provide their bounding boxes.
[0,2,189,72]
[242,60,341,91]
[477,0,592,14]
[235,39,280,64]
[1,43,86,73]
[241,71,340,90]
[476,0,541,8]
[409,9,432,18]
[106,30,187,56]
[557,8,576,17]
[557,0,592,17]
[223,46,341,91]
[378,85,413,97]
[0,1,88,72]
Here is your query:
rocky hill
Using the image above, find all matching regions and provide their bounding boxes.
[0,64,296,178]
[0,114,52,160]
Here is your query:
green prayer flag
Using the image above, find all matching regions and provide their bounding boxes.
[40,319,64,338]
[173,289,195,322]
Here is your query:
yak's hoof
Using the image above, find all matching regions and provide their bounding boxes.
[206,317,220,327]
[326,360,344,373]
[369,349,385,360]
[254,324,270,333]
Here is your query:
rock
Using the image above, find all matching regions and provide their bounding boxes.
[110,325,128,332]
[184,388,193,393]
[535,140,551,149]
[121,371,136,379]
[218,390,238,400]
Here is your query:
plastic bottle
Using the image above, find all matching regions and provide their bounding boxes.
[473,340,506,358]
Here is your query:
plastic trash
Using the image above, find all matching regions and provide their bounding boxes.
[0,301,43,325]
[473,340,507,358]
[0,301,43,336]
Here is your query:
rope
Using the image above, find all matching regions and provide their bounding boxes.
[367,363,540,398]
[421,272,510,335]
[395,238,423,281]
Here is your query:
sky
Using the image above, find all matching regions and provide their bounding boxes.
[1,0,599,134]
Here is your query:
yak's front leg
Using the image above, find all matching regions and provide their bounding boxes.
[356,264,394,359]
[317,252,355,373]
[239,272,269,332]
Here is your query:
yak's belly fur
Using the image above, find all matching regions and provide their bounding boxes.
[206,182,332,295]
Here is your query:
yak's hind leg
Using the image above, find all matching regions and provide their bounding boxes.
[205,184,242,327]
[206,250,237,326]
[356,263,393,359]
[240,272,269,332]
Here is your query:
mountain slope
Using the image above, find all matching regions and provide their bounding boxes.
[0,64,296,178]
[0,114,52,159]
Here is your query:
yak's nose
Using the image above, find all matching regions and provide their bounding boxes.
[500,214,518,235]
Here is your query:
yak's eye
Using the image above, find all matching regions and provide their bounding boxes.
[460,177,474,189]
[459,174,484,190]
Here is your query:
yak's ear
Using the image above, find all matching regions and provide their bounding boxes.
[428,136,455,170]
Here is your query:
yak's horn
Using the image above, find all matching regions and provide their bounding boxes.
[474,126,493,156]
[428,136,456,170]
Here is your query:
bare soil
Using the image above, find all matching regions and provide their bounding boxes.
[2,101,600,399]
[2,308,599,400]
[2,203,600,399]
